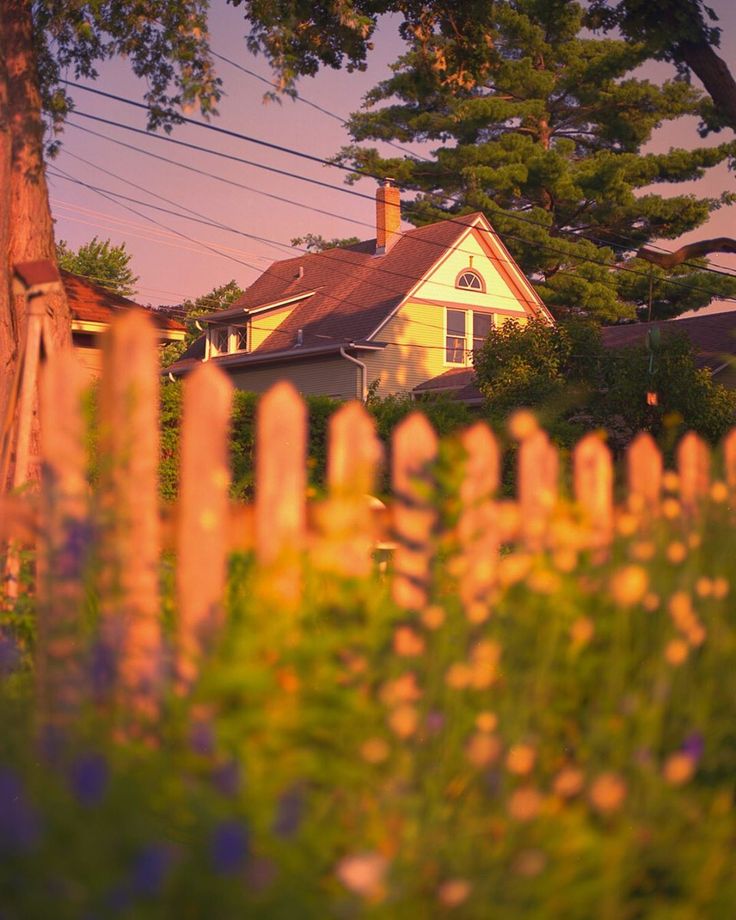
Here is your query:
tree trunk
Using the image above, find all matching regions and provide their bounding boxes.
[0,40,14,419]
[676,38,736,132]
[1,0,71,483]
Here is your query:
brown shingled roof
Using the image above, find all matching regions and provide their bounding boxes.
[413,367,483,403]
[62,270,184,333]
[601,310,736,372]
[222,213,497,353]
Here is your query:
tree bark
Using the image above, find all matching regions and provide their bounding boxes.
[0,37,14,418]
[637,237,736,269]
[1,0,71,483]
[676,38,736,132]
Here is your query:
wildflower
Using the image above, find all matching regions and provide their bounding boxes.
[393,627,425,657]
[506,745,536,776]
[426,710,445,734]
[553,767,584,799]
[475,711,498,733]
[471,640,501,689]
[0,632,20,677]
[422,606,445,629]
[631,541,655,562]
[272,783,305,838]
[466,601,490,624]
[570,616,594,648]
[211,820,249,874]
[513,849,547,877]
[277,668,300,693]
[466,733,501,768]
[528,569,560,594]
[710,481,728,503]
[498,553,532,587]
[508,409,538,440]
[695,577,712,598]
[643,593,660,612]
[508,786,542,822]
[380,672,422,706]
[132,844,173,896]
[212,760,240,798]
[0,768,40,852]
[69,753,109,807]
[662,498,681,519]
[552,549,577,573]
[682,732,705,762]
[665,639,689,666]
[610,565,648,607]
[589,772,627,814]
[666,542,687,564]
[336,852,388,898]
[438,879,471,907]
[712,577,730,599]
[389,705,418,739]
[445,663,472,689]
[663,752,696,786]
[190,720,215,755]
[361,738,390,764]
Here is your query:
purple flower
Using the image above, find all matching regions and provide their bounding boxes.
[426,710,445,734]
[69,753,109,807]
[212,760,240,798]
[131,844,173,896]
[38,724,66,765]
[0,768,40,852]
[211,820,249,874]
[190,721,215,756]
[682,732,705,762]
[0,633,20,677]
[272,784,305,838]
[56,518,94,581]
[89,640,117,699]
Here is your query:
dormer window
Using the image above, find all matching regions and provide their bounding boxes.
[210,326,229,356]
[456,270,484,292]
[208,324,248,357]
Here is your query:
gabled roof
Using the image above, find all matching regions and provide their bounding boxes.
[62,270,184,333]
[601,310,736,372]
[214,212,547,355]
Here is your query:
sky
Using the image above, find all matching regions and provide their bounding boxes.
[47,2,736,314]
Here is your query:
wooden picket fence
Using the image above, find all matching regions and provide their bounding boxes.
[2,311,736,725]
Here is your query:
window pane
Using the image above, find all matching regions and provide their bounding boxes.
[211,327,228,354]
[230,325,248,352]
[446,309,466,335]
[446,336,466,363]
[457,271,482,290]
[473,312,492,345]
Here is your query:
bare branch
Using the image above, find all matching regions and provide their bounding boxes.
[637,238,736,269]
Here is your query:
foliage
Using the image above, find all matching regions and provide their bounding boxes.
[335,0,736,320]
[289,233,361,252]
[56,237,139,297]
[160,280,244,367]
[3,437,736,915]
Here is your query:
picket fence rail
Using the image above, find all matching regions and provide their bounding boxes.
[2,311,736,723]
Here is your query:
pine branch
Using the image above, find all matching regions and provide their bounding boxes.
[637,238,736,269]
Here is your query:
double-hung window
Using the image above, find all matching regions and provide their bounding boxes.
[472,312,493,356]
[445,309,467,364]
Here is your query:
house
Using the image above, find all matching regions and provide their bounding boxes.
[63,270,186,378]
[167,180,553,400]
[601,311,736,389]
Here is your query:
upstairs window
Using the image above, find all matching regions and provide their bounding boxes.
[456,270,484,292]
[445,309,466,364]
[229,325,248,353]
[472,312,494,355]
[210,326,229,356]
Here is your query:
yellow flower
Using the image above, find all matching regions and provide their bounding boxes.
[631,541,655,561]
[589,772,627,814]
[475,711,498,733]
[662,471,679,492]
[466,601,490,624]
[666,541,687,564]
[610,565,649,607]
[528,569,561,594]
[336,852,388,898]
[361,737,390,764]
[506,744,536,776]
[662,497,681,519]
[616,513,638,537]
[710,481,728,503]
[422,606,445,629]
[388,705,418,739]
[393,626,425,657]
[380,672,422,706]
[438,879,471,908]
[695,577,712,598]
[508,786,542,822]
[713,577,730,600]
[663,752,696,786]
[643,592,660,612]
[570,616,594,648]
[665,638,689,666]
[552,548,578,573]
[466,733,502,768]
[498,553,532,587]
[445,662,473,689]
[508,409,538,441]
[553,767,584,799]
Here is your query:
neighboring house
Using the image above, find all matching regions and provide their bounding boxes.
[167,180,553,401]
[63,270,186,378]
[601,311,736,389]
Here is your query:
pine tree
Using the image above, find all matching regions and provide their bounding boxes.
[336,0,736,322]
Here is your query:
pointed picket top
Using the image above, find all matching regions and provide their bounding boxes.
[391,412,438,610]
[327,401,383,497]
[677,431,710,509]
[176,362,233,687]
[99,310,162,719]
[458,422,500,613]
[519,429,558,548]
[724,428,736,493]
[38,349,88,726]
[627,432,662,512]
[574,433,613,544]
[255,381,307,571]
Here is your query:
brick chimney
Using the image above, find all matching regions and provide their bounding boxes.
[375,178,400,255]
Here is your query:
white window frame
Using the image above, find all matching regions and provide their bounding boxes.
[207,323,249,358]
[444,308,467,365]
[456,269,484,291]
[228,324,248,353]
[444,308,496,366]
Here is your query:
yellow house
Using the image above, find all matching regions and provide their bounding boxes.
[168,180,553,402]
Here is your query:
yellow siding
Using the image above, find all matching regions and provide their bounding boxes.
[228,356,360,400]
[249,305,297,351]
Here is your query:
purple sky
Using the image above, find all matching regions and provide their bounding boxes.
[48,3,735,314]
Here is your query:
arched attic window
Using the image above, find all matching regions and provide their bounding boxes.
[456,269,484,292]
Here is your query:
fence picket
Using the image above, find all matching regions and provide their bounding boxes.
[391,412,438,610]
[255,382,307,604]
[98,312,161,718]
[519,429,558,548]
[38,350,88,726]
[574,434,613,545]
[677,432,710,511]
[627,432,662,513]
[176,363,233,687]
[319,402,382,577]
[458,422,500,615]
